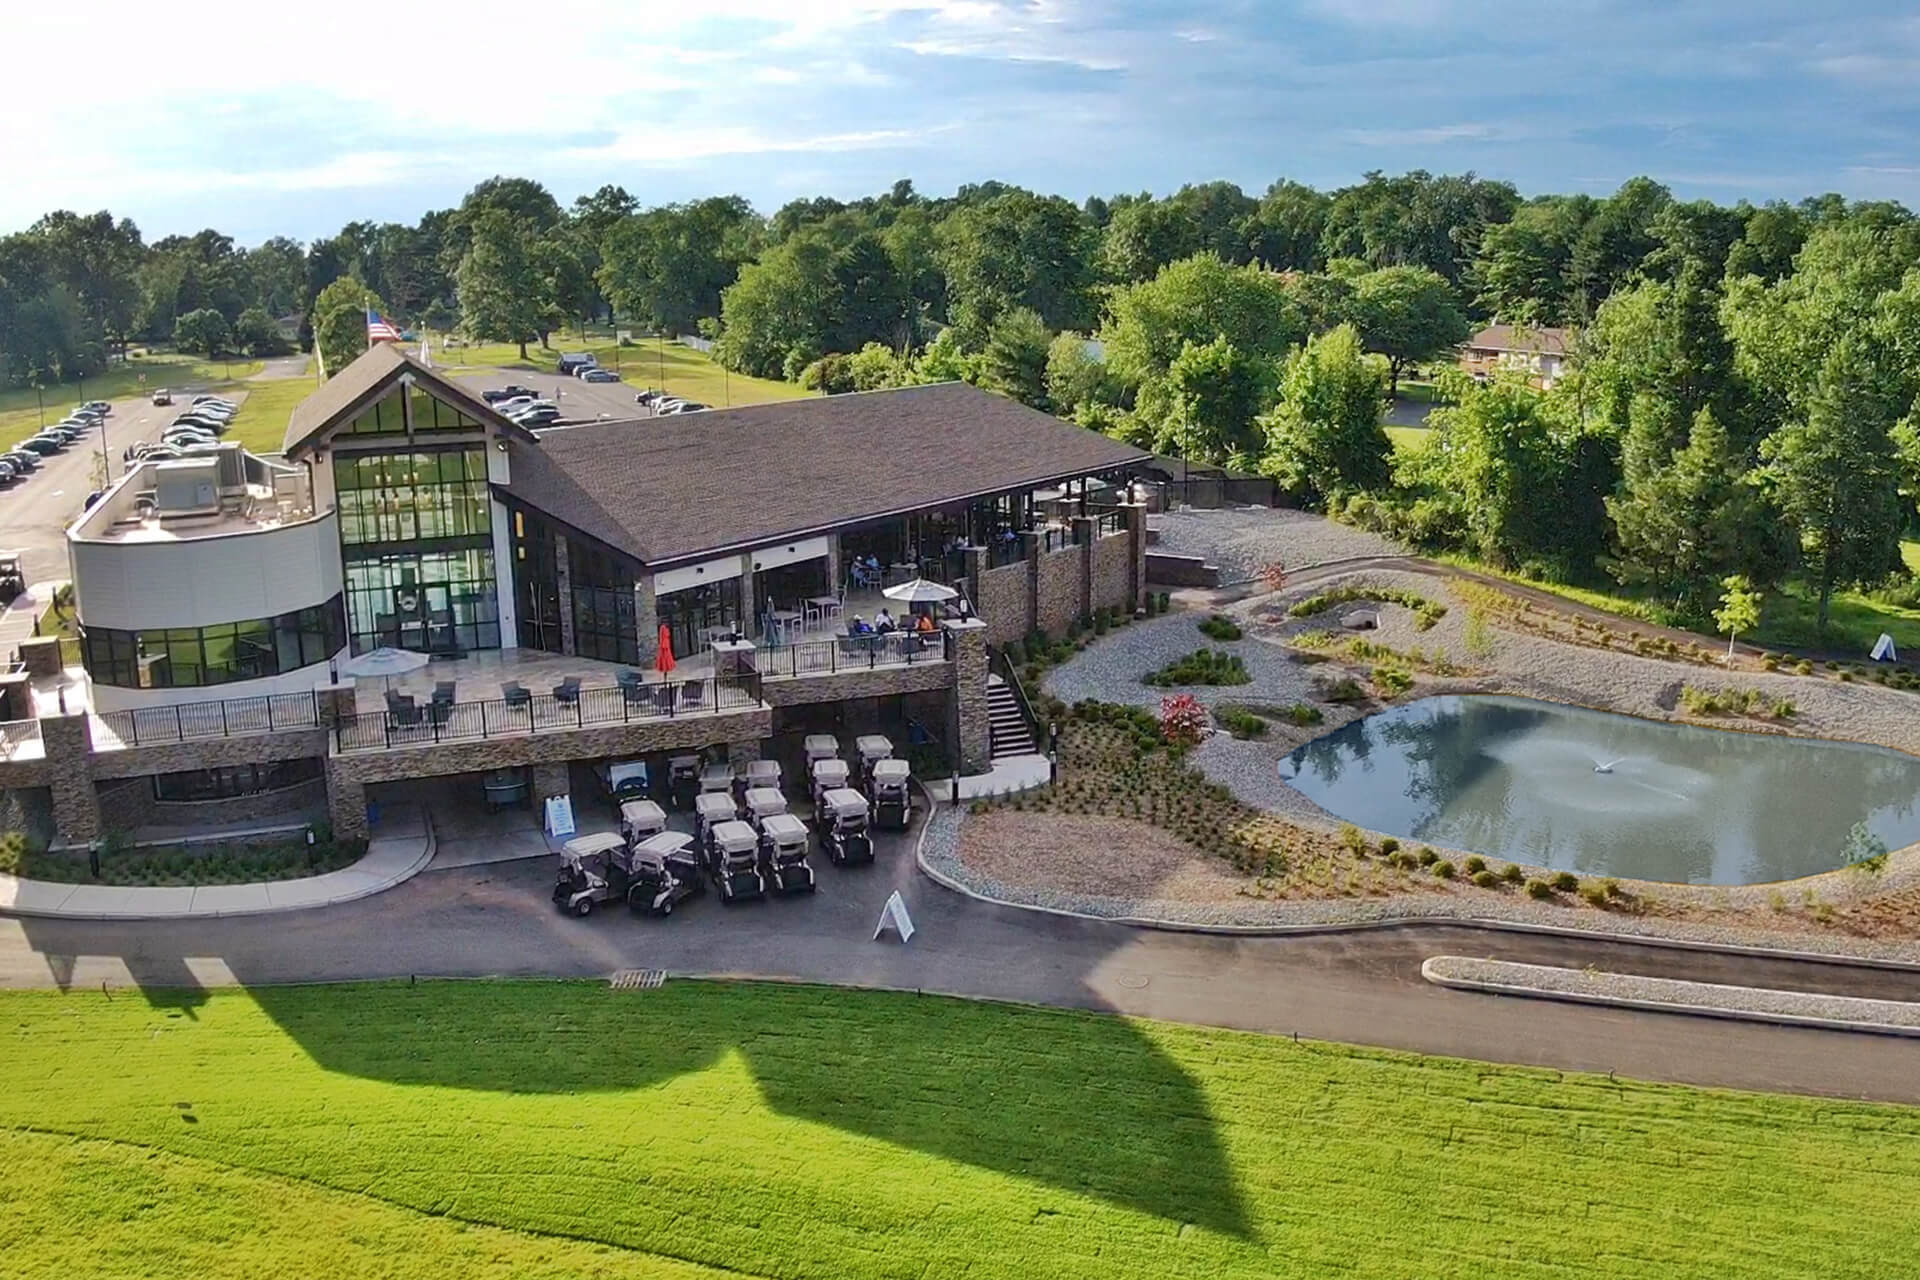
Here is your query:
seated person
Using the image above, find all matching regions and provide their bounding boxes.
[875,608,897,634]
[915,612,936,633]
[848,615,873,635]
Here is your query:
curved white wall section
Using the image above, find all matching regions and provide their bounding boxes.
[87,657,341,714]
[71,512,342,631]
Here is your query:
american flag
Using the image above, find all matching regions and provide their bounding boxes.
[366,308,402,343]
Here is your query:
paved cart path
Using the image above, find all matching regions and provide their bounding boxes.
[4,817,1919,1104]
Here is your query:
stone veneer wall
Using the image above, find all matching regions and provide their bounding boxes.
[760,661,952,707]
[1034,543,1084,638]
[90,730,330,781]
[1091,531,1135,617]
[977,562,1029,647]
[945,621,991,772]
[97,775,327,833]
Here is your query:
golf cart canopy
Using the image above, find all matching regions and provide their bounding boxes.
[746,760,781,787]
[873,759,910,784]
[821,788,869,820]
[620,799,666,829]
[803,734,840,762]
[855,735,893,763]
[761,813,809,844]
[744,787,787,818]
[634,831,696,859]
[695,793,737,823]
[562,832,627,862]
[699,764,735,792]
[811,759,850,787]
[710,819,759,855]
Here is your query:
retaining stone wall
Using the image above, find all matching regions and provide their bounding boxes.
[1035,544,1084,638]
[978,562,1029,647]
[1091,531,1134,617]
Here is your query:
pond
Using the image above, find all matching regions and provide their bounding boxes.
[1279,694,1920,885]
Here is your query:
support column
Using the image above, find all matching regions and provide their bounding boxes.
[324,763,368,841]
[313,681,358,734]
[634,574,659,666]
[554,533,576,655]
[41,713,99,844]
[1121,500,1148,613]
[944,618,991,774]
[17,637,63,679]
[1019,531,1043,638]
[531,762,571,804]
[961,545,985,615]
[1072,516,1097,623]
[825,533,843,599]
[737,553,758,635]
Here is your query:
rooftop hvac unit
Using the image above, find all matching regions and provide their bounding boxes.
[151,459,221,518]
[214,441,246,491]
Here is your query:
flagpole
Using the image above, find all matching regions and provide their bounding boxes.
[365,306,374,351]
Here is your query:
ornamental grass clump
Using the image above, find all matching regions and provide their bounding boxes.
[1144,648,1251,687]
[1197,613,1244,642]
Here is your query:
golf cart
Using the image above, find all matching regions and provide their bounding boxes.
[0,551,24,606]
[855,735,893,789]
[619,798,667,846]
[759,813,816,894]
[694,791,738,846]
[666,754,701,810]
[810,757,850,811]
[803,734,840,767]
[627,831,705,916]
[551,832,632,916]
[745,759,782,796]
[706,819,767,903]
[699,762,735,800]
[818,788,874,866]
[599,758,651,812]
[871,758,911,830]
[744,786,788,835]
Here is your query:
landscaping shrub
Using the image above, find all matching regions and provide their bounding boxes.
[1500,864,1524,884]
[1278,702,1323,726]
[1681,684,1796,719]
[1292,628,1336,649]
[1578,881,1611,907]
[1288,586,1447,630]
[1197,613,1243,642]
[1525,878,1554,900]
[1156,591,1170,614]
[1550,870,1578,892]
[1144,648,1251,687]
[1463,855,1487,874]
[1370,665,1414,696]
[1470,869,1500,888]
[1431,859,1456,879]
[1158,694,1209,750]
[1417,846,1438,866]
[1316,676,1367,704]
[1377,837,1400,856]
[1213,705,1268,739]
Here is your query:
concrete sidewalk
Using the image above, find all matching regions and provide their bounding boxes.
[0,804,433,920]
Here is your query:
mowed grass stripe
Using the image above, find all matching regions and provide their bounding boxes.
[0,1129,756,1280]
[2,980,1917,1279]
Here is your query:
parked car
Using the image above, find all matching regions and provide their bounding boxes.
[0,460,17,485]
[557,352,598,375]
[172,415,228,433]
[510,406,561,426]
[180,403,235,420]
[659,401,708,414]
[162,431,216,449]
[68,406,105,422]
[151,388,172,406]
[581,368,620,383]
[4,450,40,472]
[191,394,235,406]
[482,384,535,404]
[19,438,62,456]
[49,425,88,443]
[494,396,536,415]
[81,400,111,415]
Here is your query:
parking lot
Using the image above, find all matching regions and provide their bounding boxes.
[451,367,670,424]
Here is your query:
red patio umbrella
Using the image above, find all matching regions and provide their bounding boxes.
[656,624,676,677]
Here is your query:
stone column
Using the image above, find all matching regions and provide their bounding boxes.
[1121,500,1148,613]
[634,574,659,667]
[324,762,368,841]
[530,762,571,804]
[825,533,843,598]
[313,681,358,732]
[41,713,99,844]
[1071,515,1098,623]
[1019,531,1043,638]
[736,553,758,634]
[943,618,991,774]
[18,637,63,679]
[961,545,985,615]
[554,533,576,655]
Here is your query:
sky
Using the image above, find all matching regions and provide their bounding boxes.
[6,0,1920,244]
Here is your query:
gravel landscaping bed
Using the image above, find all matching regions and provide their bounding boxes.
[1422,956,1920,1033]
[1150,507,1403,581]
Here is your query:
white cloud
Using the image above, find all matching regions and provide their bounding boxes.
[559,125,937,167]
[1339,122,1513,146]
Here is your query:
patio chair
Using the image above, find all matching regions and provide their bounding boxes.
[622,678,650,706]
[553,677,581,704]
[433,680,456,704]
[428,698,453,727]
[680,679,705,710]
[388,696,422,728]
[502,681,531,708]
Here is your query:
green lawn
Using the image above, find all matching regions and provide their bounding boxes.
[3,980,1916,1279]
[1385,424,1431,457]
[223,374,319,455]
[435,331,807,409]
[0,352,264,443]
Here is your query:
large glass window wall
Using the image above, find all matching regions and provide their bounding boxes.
[343,548,500,655]
[82,597,346,689]
[334,447,491,545]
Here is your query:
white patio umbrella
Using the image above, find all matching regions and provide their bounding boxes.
[882,578,958,605]
[340,646,430,690]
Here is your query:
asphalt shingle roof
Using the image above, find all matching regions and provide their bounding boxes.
[505,382,1149,566]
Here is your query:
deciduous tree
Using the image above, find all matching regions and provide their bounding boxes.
[1260,324,1388,505]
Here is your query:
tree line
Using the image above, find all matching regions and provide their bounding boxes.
[7,170,1919,631]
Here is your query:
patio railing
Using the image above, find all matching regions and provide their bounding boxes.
[0,718,42,759]
[333,672,764,753]
[96,691,320,747]
[758,630,950,680]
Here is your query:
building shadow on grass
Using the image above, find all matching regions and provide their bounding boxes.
[244,977,1253,1237]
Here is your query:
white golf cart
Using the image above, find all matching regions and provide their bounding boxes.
[627,831,705,916]
[694,791,738,846]
[619,798,667,846]
[871,758,911,830]
[810,758,850,811]
[706,819,767,902]
[817,787,874,866]
[803,734,840,767]
[744,786,788,832]
[854,734,893,789]
[551,831,632,916]
[759,813,815,894]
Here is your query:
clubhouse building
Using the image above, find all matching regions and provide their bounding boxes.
[0,344,1149,845]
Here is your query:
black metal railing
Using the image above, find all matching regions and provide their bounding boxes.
[96,691,319,747]
[988,645,1044,750]
[333,672,764,753]
[758,631,950,680]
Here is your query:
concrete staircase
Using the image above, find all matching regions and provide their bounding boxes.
[986,673,1036,759]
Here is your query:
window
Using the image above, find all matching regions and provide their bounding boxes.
[570,537,640,664]
[81,597,347,689]
[342,548,500,655]
[333,447,490,547]
[153,758,323,803]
